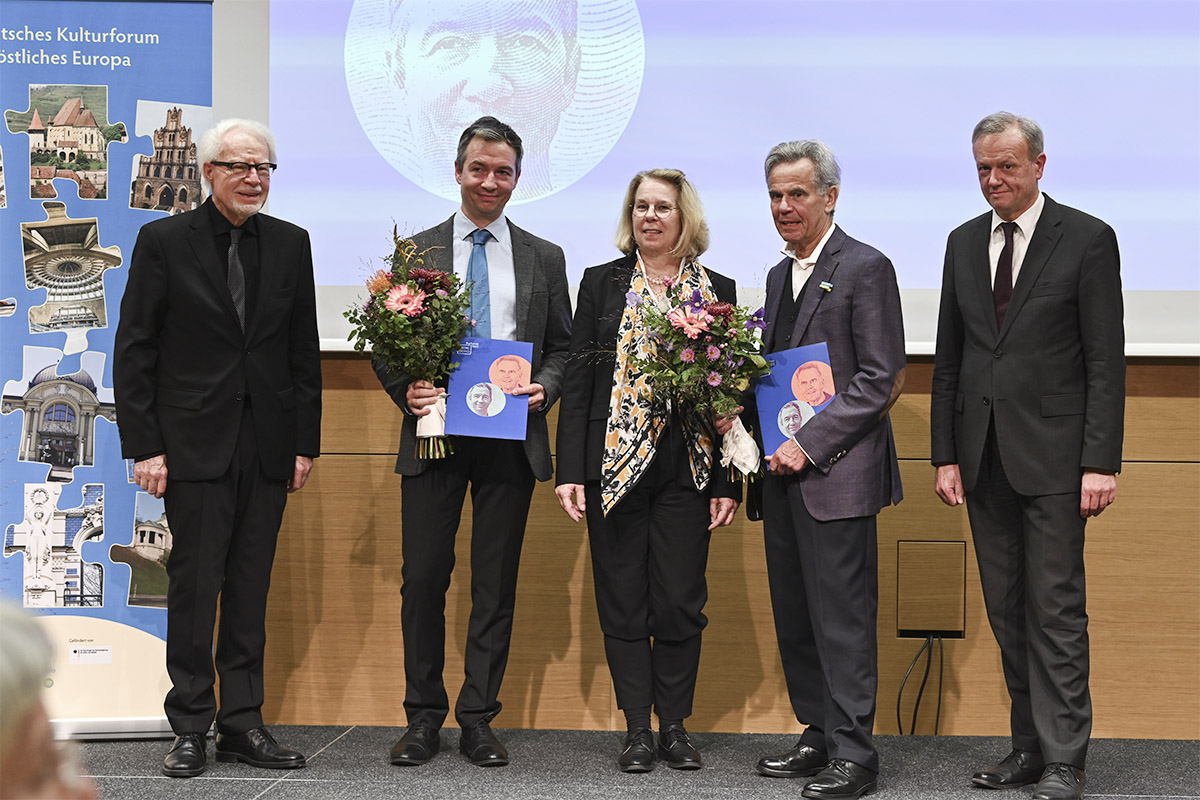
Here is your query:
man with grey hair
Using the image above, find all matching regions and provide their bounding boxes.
[931,112,1123,800]
[114,118,322,778]
[751,140,905,798]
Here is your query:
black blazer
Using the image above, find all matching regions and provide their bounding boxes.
[373,215,573,481]
[114,200,322,482]
[555,253,739,501]
[930,194,1125,494]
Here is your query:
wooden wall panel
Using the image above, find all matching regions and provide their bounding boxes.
[261,355,1199,740]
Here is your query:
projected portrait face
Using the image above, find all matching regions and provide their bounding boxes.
[792,361,834,407]
[345,0,645,203]
[489,354,531,394]
[467,381,504,417]
[777,400,815,438]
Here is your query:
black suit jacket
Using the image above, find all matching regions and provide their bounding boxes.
[374,215,572,481]
[555,254,739,501]
[930,194,1125,494]
[755,226,906,521]
[114,200,322,482]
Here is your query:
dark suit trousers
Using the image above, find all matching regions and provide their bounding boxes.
[399,437,535,729]
[966,425,1091,767]
[163,405,287,735]
[583,426,712,720]
[762,473,880,773]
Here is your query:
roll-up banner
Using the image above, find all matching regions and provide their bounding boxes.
[1,0,213,738]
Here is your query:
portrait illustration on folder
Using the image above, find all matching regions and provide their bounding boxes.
[754,341,835,455]
[445,338,533,439]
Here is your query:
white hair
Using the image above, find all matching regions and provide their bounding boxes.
[0,602,54,758]
[196,118,277,194]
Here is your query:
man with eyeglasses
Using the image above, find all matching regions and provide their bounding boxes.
[114,118,321,779]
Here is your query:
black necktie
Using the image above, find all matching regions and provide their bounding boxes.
[228,228,246,330]
[993,221,1017,327]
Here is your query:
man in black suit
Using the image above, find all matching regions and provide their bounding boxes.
[114,119,322,778]
[931,112,1124,800]
[754,140,906,800]
[373,117,572,768]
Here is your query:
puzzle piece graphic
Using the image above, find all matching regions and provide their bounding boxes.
[22,201,122,355]
[1,346,117,483]
[5,84,128,201]
[109,492,170,609]
[130,101,211,215]
[3,482,105,608]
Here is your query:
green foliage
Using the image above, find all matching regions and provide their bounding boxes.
[103,123,126,143]
[344,229,472,384]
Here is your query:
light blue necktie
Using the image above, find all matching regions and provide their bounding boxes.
[468,228,492,338]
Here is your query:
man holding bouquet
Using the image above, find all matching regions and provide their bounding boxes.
[753,140,905,799]
[373,116,572,768]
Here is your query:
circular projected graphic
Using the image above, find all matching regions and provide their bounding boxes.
[345,0,645,204]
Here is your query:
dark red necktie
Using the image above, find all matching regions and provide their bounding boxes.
[993,221,1017,326]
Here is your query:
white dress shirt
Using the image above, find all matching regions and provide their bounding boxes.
[782,222,838,300]
[989,191,1045,287]
[452,210,517,341]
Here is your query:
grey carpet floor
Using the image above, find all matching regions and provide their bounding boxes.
[78,727,1199,800]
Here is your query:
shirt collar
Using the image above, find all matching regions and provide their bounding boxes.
[990,190,1044,237]
[205,197,259,236]
[781,222,837,269]
[454,210,508,245]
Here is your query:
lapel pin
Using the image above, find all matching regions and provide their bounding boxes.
[819,281,833,292]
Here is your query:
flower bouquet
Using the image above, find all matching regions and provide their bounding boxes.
[345,228,470,458]
[630,283,771,480]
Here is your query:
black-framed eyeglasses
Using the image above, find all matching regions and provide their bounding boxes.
[211,161,277,178]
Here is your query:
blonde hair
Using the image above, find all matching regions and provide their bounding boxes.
[613,168,710,260]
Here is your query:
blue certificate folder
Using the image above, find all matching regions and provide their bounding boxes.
[753,342,835,455]
[445,338,535,440]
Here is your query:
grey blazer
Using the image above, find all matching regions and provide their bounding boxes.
[761,225,906,521]
[374,215,572,481]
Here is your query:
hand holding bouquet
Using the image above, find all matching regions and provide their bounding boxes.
[345,228,471,457]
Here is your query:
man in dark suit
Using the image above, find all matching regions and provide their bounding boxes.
[753,140,906,799]
[114,119,322,778]
[373,116,572,768]
[931,112,1124,800]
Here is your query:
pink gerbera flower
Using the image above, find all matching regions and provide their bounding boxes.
[385,283,426,316]
[668,307,710,339]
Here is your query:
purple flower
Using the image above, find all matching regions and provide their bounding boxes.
[707,371,723,386]
[680,347,695,363]
[706,345,721,361]
[746,307,767,330]
[663,340,675,352]
[625,291,642,307]
[436,289,448,297]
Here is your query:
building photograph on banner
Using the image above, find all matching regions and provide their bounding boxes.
[0,0,212,737]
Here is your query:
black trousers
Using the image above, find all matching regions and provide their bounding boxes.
[967,425,1091,767]
[762,473,879,773]
[399,437,535,729]
[583,426,712,720]
[162,406,288,736]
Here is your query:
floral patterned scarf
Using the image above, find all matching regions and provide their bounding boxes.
[601,258,717,514]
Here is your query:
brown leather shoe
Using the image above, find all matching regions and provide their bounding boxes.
[757,742,828,778]
[1031,763,1085,800]
[972,748,1045,789]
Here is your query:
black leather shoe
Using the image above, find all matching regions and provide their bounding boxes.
[1031,763,1085,800]
[657,724,701,770]
[972,748,1045,789]
[617,728,655,773]
[162,733,206,778]
[459,720,508,767]
[757,741,828,778]
[801,759,878,799]
[389,723,441,766]
[214,727,306,769]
